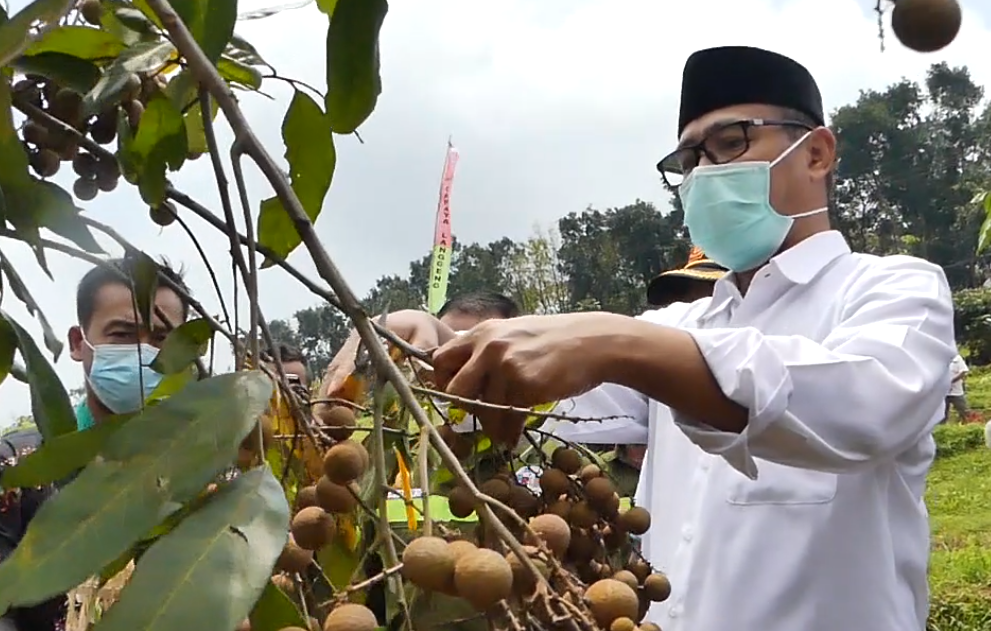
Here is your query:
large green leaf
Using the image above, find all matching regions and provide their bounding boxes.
[257,90,335,264]
[226,33,268,67]
[93,467,290,631]
[248,581,306,631]
[0,253,63,357]
[0,414,131,489]
[5,178,104,254]
[218,56,263,90]
[169,0,237,64]
[0,371,274,610]
[151,318,213,374]
[82,39,175,116]
[12,52,102,93]
[0,317,18,388]
[25,25,125,60]
[0,311,75,441]
[0,72,31,185]
[324,0,387,133]
[0,0,73,68]
[127,92,188,205]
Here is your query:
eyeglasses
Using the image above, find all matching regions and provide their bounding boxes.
[656,118,813,190]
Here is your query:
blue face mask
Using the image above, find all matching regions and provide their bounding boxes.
[680,132,827,272]
[85,339,163,415]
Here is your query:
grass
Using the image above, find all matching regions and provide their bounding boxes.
[927,368,991,630]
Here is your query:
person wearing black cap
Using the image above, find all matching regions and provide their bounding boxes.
[321,46,955,631]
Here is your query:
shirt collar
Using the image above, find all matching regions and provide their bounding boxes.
[699,230,851,322]
[76,401,95,431]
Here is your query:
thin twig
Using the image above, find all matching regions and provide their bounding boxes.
[410,385,634,424]
[417,424,432,537]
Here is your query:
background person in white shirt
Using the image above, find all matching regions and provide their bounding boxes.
[945,353,969,422]
[322,46,955,631]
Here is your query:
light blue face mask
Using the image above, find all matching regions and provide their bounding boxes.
[85,339,163,415]
[680,132,827,273]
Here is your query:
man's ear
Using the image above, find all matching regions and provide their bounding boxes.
[808,127,836,183]
[68,325,84,362]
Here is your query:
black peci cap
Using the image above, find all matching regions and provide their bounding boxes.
[677,46,824,136]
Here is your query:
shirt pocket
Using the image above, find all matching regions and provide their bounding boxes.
[726,459,838,506]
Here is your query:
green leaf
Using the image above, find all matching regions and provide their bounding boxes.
[169,0,237,64]
[25,25,125,60]
[146,367,195,403]
[0,317,18,388]
[129,0,165,29]
[218,56,263,90]
[128,250,160,329]
[128,92,187,205]
[12,52,102,93]
[248,575,306,631]
[0,414,131,489]
[0,0,74,68]
[324,0,388,133]
[112,7,158,36]
[0,73,31,184]
[0,371,274,609]
[93,467,290,631]
[151,318,213,374]
[257,90,335,264]
[316,536,362,591]
[0,311,75,441]
[0,254,63,357]
[977,193,991,254]
[182,94,217,156]
[226,33,268,67]
[316,0,338,16]
[82,39,175,117]
[9,178,104,254]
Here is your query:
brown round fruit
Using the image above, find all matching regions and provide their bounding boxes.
[72,177,98,201]
[891,0,961,53]
[447,539,478,563]
[478,477,511,504]
[640,623,662,631]
[566,529,595,564]
[30,149,60,177]
[79,0,103,25]
[276,535,313,574]
[584,476,616,509]
[627,559,651,583]
[90,110,117,144]
[401,536,456,593]
[539,467,570,497]
[545,498,572,521]
[525,513,571,558]
[610,618,636,631]
[551,446,582,474]
[453,547,514,611]
[569,500,599,529]
[126,99,144,129]
[322,440,368,484]
[584,579,640,628]
[295,485,318,510]
[508,484,539,519]
[315,477,358,514]
[448,485,476,519]
[52,89,83,125]
[96,173,118,193]
[72,152,99,178]
[290,506,336,551]
[505,545,548,595]
[613,569,639,591]
[21,121,48,146]
[323,603,377,631]
[619,506,651,536]
[313,404,355,441]
[149,202,177,227]
[271,573,294,593]
[121,74,142,102]
[642,573,672,603]
[580,463,602,482]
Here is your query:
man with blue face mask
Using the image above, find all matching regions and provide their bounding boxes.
[321,46,955,631]
[68,256,189,430]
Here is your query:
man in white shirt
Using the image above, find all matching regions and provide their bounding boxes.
[322,46,955,631]
[945,353,969,422]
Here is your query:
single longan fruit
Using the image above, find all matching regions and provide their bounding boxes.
[545,498,572,521]
[612,570,639,591]
[453,547,514,611]
[584,578,640,628]
[438,423,473,459]
[73,177,98,201]
[295,485,318,510]
[505,545,549,595]
[627,559,651,583]
[323,603,377,631]
[619,506,651,536]
[322,440,368,484]
[584,477,616,509]
[580,463,602,482]
[610,618,636,631]
[508,484,540,519]
[276,535,313,574]
[891,0,961,53]
[447,539,478,562]
[566,529,596,564]
[315,477,358,514]
[643,573,672,603]
[479,477,511,503]
[149,202,177,227]
[539,467,570,497]
[525,513,571,558]
[569,501,599,529]
[79,0,103,25]
[313,404,356,441]
[401,536,456,592]
[448,485,476,519]
[290,506,336,551]
[271,572,294,593]
[551,446,582,474]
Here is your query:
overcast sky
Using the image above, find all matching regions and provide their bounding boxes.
[1,0,989,426]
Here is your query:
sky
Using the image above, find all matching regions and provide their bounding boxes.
[1,0,990,425]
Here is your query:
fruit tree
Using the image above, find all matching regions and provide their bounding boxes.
[0,0,968,630]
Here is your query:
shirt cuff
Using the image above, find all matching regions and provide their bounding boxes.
[673,327,793,479]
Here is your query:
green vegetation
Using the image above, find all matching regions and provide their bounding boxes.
[928,415,991,629]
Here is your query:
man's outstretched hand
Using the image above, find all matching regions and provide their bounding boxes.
[432,312,623,444]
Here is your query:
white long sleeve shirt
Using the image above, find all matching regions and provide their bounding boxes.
[559,231,955,631]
